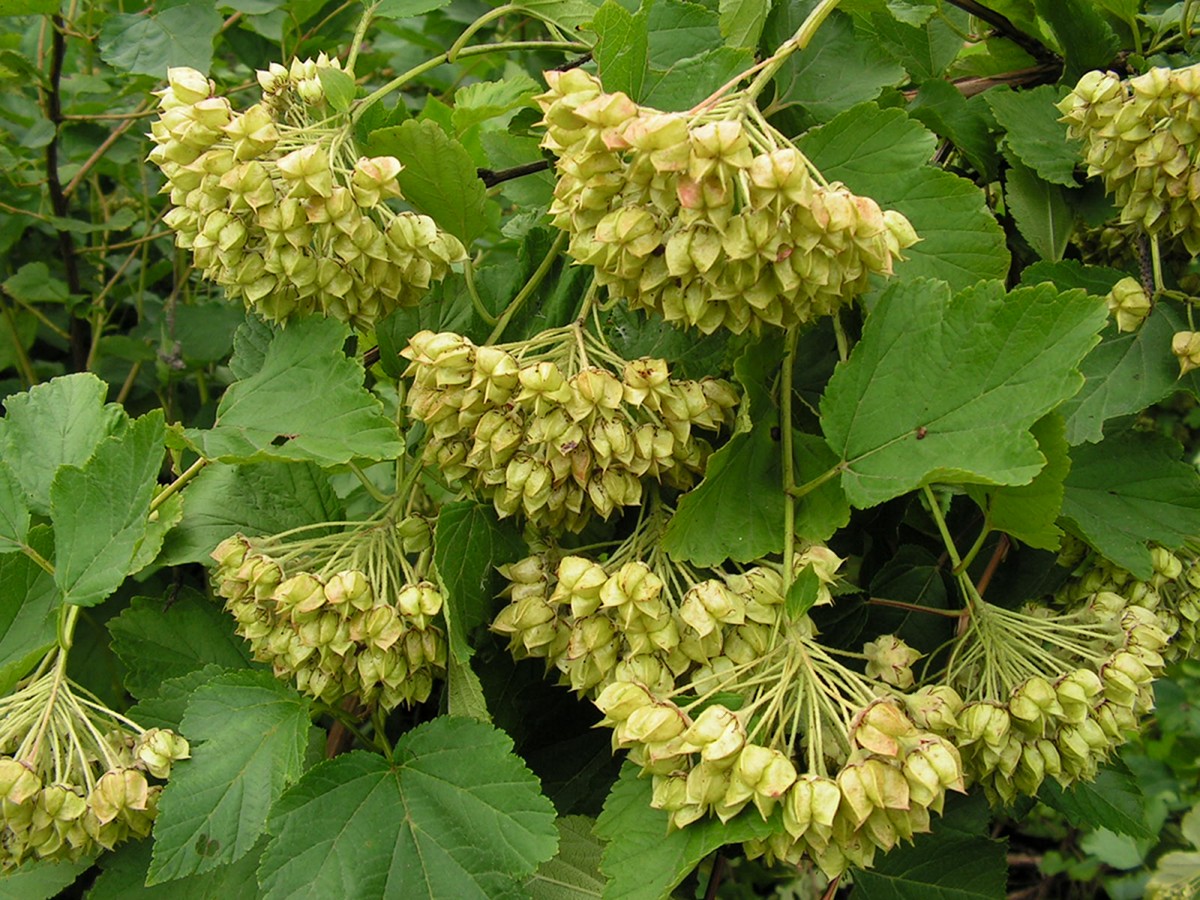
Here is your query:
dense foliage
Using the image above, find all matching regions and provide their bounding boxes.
[6,0,1200,897]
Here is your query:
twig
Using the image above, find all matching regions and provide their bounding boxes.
[943,0,1059,66]
[478,159,551,187]
[41,15,88,371]
[703,852,727,900]
[974,534,1010,598]
[902,64,1061,100]
[63,103,148,199]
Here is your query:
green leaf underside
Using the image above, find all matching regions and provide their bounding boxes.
[1005,156,1073,262]
[862,9,962,82]
[108,592,255,699]
[719,0,769,49]
[821,279,1107,508]
[0,373,126,516]
[661,421,785,566]
[51,411,165,608]
[527,816,606,899]
[258,718,558,899]
[793,431,852,543]
[592,1,648,99]
[373,0,453,19]
[149,671,316,883]
[0,527,58,695]
[985,86,1083,187]
[183,318,402,467]
[594,764,772,900]
[158,461,343,566]
[366,119,493,244]
[1039,764,1154,839]
[1061,430,1200,580]
[797,103,1010,290]
[0,459,29,552]
[976,413,1071,551]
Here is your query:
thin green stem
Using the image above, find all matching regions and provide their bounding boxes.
[1151,235,1165,295]
[463,256,499,325]
[346,1,379,74]
[781,327,799,596]
[151,456,208,513]
[743,0,842,103]
[486,230,569,344]
[447,4,519,61]
[352,41,586,124]
[958,520,992,574]
[787,463,840,501]
[923,485,962,570]
[832,311,849,363]
[348,461,394,504]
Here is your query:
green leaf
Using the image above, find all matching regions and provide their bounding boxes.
[1005,156,1074,261]
[1039,763,1154,839]
[1047,296,1189,446]
[451,75,540,134]
[599,304,730,381]
[183,318,402,467]
[158,461,343,566]
[1033,0,1120,83]
[821,279,1107,508]
[785,564,822,618]
[594,763,772,900]
[514,0,603,31]
[719,0,769,49]
[662,421,785,566]
[592,0,648,99]
[1020,258,1124,297]
[149,670,317,883]
[797,104,1010,291]
[52,411,165,608]
[366,119,493,244]
[108,592,255,699]
[99,2,223,77]
[1060,430,1200,580]
[985,85,1082,187]
[0,527,57,697]
[768,5,906,122]
[374,0,453,17]
[0,856,92,900]
[972,414,1070,550]
[0,459,28,552]
[258,718,558,899]
[2,263,69,305]
[0,0,59,13]
[317,68,356,113]
[849,799,1006,899]
[793,431,852,543]
[527,816,605,899]
[909,80,1000,181]
[862,10,963,82]
[89,837,265,900]
[642,47,754,112]
[0,372,126,515]
[433,500,526,662]
[128,665,232,732]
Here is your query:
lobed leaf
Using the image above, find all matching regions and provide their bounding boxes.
[1061,430,1200,579]
[258,718,558,899]
[594,764,772,900]
[527,816,606,899]
[0,372,126,515]
[183,318,402,467]
[0,526,58,696]
[149,671,318,883]
[98,2,223,77]
[821,279,1107,508]
[1039,763,1154,840]
[985,85,1082,187]
[108,592,255,699]
[51,410,165,607]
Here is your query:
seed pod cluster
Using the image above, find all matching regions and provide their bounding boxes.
[401,327,737,531]
[935,595,1169,805]
[493,544,806,697]
[1056,541,1200,661]
[1,673,188,869]
[1059,66,1200,253]
[211,534,447,710]
[148,64,466,329]
[536,69,918,334]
